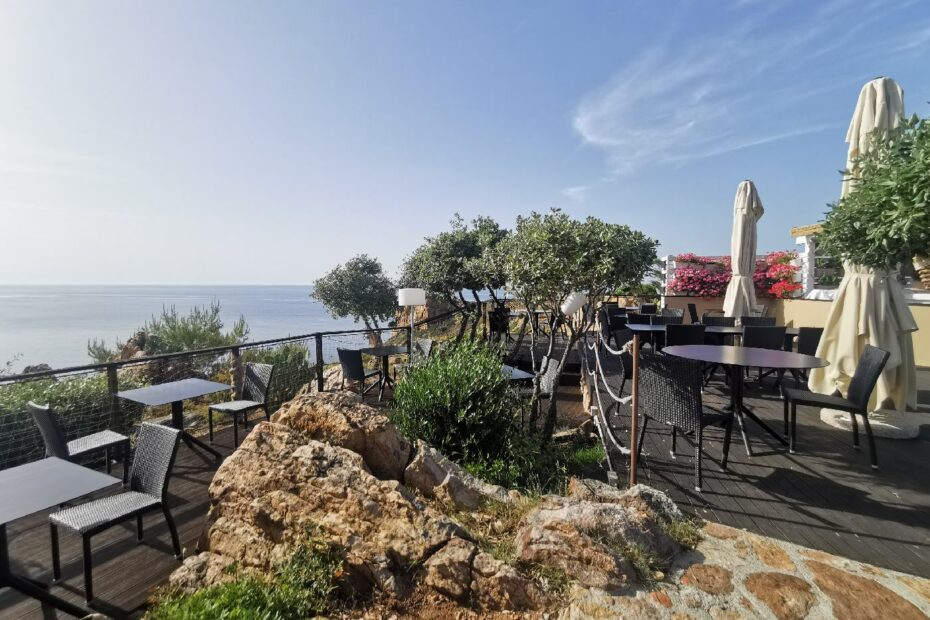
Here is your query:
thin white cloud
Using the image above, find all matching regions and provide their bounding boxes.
[561,185,590,202]
[570,0,928,176]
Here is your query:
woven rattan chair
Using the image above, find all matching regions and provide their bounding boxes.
[742,326,787,386]
[636,353,734,492]
[740,316,776,327]
[394,338,434,379]
[701,315,736,385]
[665,324,706,347]
[782,345,890,469]
[650,314,683,350]
[208,362,274,447]
[50,423,182,602]
[338,348,382,396]
[639,303,658,315]
[28,402,130,483]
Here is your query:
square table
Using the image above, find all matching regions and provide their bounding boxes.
[1,458,120,618]
[359,345,409,401]
[118,378,231,460]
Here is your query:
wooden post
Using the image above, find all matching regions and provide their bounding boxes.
[629,334,640,487]
[315,333,325,392]
[106,364,121,431]
[231,347,243,398]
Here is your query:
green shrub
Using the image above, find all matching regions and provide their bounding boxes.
[147,535,343,619]
[391,340,516,463]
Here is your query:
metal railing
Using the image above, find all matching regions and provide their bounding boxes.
[0,308,463,471]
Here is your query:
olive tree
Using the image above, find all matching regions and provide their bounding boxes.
[402,215,509,339]
[312,254,396,345]
[504,209,658,442]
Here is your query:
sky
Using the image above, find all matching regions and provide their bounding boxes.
[1,0,929,285]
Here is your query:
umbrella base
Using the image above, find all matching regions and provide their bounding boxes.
[820,408,924,439]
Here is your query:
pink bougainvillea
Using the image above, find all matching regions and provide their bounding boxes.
[669,251,800,299]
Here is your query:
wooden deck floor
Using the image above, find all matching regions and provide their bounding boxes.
[0,425,239,619]
[599,373,930,578]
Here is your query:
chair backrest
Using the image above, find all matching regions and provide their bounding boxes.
[740,316,776,327]
[661,307,683,318]
[130,423,181,499]
[337,348,366,382]
[598,308,612,341]
[666,324,706,347]
[639,303,658,315]
[28,402,70,459]
[742,326,786,351]
[242,362,274,403]
[538,356,560,396]
[637,353,703,432]
[650,314,683,325]
[627,313,651,325]
[796,327,824,356]
[687,303,700,324]
[847,345,891,409]
[413,338,433,360]
[612,327,634,350]
[702,314,736,327]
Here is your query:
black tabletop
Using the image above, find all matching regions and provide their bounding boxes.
[0,458,120,525]
[663,345,828,370]
[118,378,232,407]
[360,344,409,357]
[502,364,534,381]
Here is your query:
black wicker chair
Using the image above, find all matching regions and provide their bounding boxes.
[687,303,700,324]
[740,316,776,327]
[650,314,683,350]
[742,326,787,386]
[701,315,736,385]
[208,362,274,447]
[666,324,706,347]
[49,423,182,603]
[337,348,382,396]
[598,307,616,348]
[28,402,130,483]
[639,303,658,315]
[782,345,890,469]
[636,353,734,492]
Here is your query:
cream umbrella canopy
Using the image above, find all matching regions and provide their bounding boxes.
[722,180,764,319]
[809,77,919,436]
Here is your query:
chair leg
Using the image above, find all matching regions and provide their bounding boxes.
[82,535,94,602]
[789,402,798,454]
[208,408,214,442]
[694,429,703,492]
[721,417,733,471]
[670,426,677,459]
[263,405,270,422]
[163,506,182,559]
[122,440,130,484]
[232,414,239,447]
[105,446,112,475]
[50,523,61,580]
[136,514,144,542]
[849,411,860,449]
[862,415,878,470]
[636,417,650,462]
[783,396,789,437]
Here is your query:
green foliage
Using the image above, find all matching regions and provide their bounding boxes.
[147,534,343,619]
[820,114,930,271]
[243,343,314,411]
[312,254,396,331]
[504,209,658,310]
[88,302,248,363]
[391,340,516,463]
[665,517,703,550]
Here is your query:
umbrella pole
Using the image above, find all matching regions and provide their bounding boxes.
[630,334,640,486]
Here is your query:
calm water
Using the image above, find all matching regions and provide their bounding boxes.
[0,285,363,372]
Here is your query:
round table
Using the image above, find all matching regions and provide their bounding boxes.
[663,345,828,455]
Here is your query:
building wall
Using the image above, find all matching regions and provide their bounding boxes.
[663,296,929,367]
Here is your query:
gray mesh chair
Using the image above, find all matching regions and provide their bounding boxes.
[338,348,381,396]
[636,353,734,492]
[650,314,683,350]
[394,338,434,379]
[208,362,274,447]
[782,345,890,469]
[49,423,182,602]
[28,402,130,483]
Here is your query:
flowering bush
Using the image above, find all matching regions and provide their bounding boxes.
[669,251,800,298]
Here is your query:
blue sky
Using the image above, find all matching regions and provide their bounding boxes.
[1,0,929,285]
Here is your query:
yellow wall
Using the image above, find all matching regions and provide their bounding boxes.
[664,296,929,367]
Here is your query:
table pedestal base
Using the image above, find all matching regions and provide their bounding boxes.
[728,365,789,456]
[172,401,222,461]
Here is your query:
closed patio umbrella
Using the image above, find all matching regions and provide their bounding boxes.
[809,77,919,437]
[722,180,764,319]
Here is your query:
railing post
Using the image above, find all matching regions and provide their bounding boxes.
[629,334,640,487]
[315,333,325,392]
[106,363,121,431]
[231,347,243,398]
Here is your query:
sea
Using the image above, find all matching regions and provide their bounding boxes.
[0,285,364,373]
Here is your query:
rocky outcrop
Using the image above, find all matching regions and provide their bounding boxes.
[404,439,512,509]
